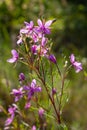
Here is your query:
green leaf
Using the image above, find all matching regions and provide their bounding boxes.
[57,124,68,130]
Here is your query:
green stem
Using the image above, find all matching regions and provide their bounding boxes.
[59,74,65,112]
[38,61,61,124]
[56,63,61,77]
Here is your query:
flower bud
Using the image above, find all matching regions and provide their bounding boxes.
[48,54,57,64]
[38,107,44,118]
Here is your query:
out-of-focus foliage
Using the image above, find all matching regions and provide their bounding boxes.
[0,0,87,129]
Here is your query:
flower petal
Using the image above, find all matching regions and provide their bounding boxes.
[70,54,75,63]
[11,50,18,58]
[7,58,17,63]
[37,19,43,27]
[31,79,36,88]
[45,20,53,27]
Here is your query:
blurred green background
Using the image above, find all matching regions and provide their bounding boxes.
[0,0,87,129]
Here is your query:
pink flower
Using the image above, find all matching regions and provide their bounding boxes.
[31,125,36,130]
[25,102,31,109]
[11,87,24,102]
[7,49,19,63]
[31,45,48,56]
[20,21,34,35]
[5,104,17,126]
[70,54,82,73]
[24,79,41,100]
[38,108,44,118]
[37,19,53,34]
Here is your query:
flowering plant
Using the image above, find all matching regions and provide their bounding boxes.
[4,19,82,130]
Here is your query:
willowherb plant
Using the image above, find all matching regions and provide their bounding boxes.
[4,19,82,130]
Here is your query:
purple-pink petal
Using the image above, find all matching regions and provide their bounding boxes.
[17,37,23,45]
[70,54,75,63]
[24,21,34,29]
[45,20,53,27]
[37,19,43,27]
[7,49,18,63]
[5,116,14,126]
[31,125,36,130]
[38,108,44,118]
[20,28,29,34]
[41,37,47,46]
[8,105,17,115]
[73,61,82,73]
[34,86,42,92]
[7,58,17,63]
[31,45,37,54]
[11,87,23,102]
[25,102,31,109]
[11,50,18,58]
[70,54,82,73]
[31,79,36,88]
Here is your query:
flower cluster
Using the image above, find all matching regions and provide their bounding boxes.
[5,73,41,128]
[7,19,57,64]
[5,104,17,127]
[6,19,83,129]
